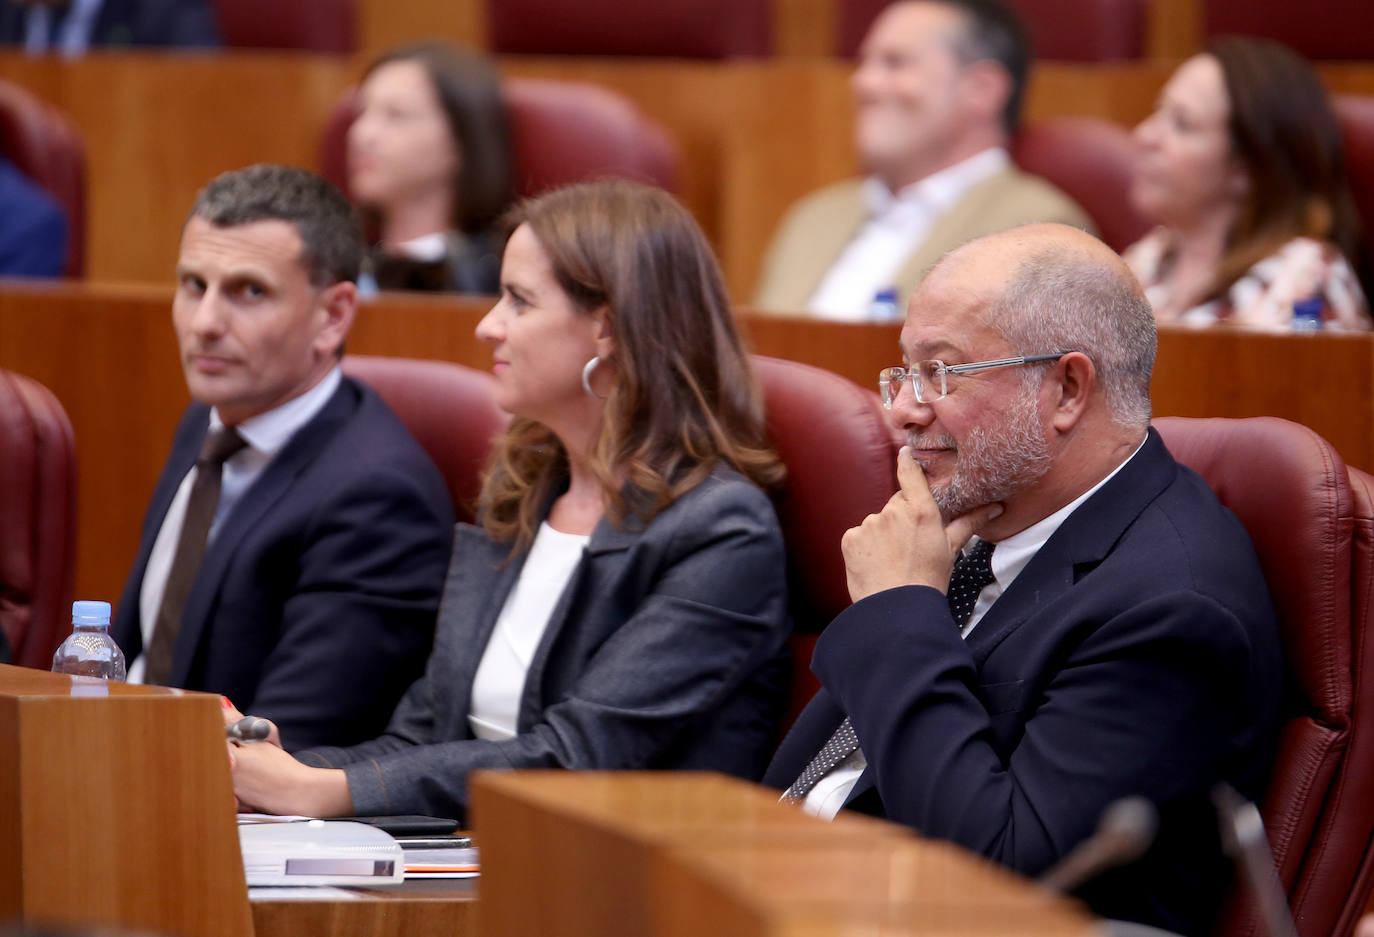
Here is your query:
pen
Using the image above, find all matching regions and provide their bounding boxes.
[226,716,272,743]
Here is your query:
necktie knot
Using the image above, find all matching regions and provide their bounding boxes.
[947,539,996,627]
[199,426,247,467]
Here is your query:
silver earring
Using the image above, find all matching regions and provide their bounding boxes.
[581,356,605,399]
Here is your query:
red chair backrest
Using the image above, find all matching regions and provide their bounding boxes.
[319,79,680,203]
[0,369,76,668]
[1203,0,1374,61]
[212,0,356,52]
[487,0,770,58]
[0,80,86,277]
[1332,95,1374,280]
[836,0,1145,60]
[753,356,898,732]
[341,356,509,524]
[1011,117,1151,253]
[1155,416,1374,937]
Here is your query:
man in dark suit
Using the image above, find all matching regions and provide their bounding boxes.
[0,156,65,277]
[764,223,1282,936]
[113,164,454,751]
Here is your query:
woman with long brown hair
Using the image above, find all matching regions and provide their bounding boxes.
[1125,36,1371,329]
[226,180,791,820]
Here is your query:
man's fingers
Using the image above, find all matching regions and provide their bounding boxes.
[945,503,1005,556]
[895,446,936,504]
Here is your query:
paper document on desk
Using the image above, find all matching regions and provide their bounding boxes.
[404,846,480,879]
[240,819,404,886]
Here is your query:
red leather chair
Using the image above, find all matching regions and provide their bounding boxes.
[837,0,1145,60]
[319,78,680,203]
[0,79,86,277]
[212,0,356,52]
[342,355,509,524]
[487,0,770,58]
[1203,0,1374,61]
[1332,95,1374,277]
[752,356,898,733]
[1154,416,1374,937]
[1012,117,1151,253]
[0,369,76,669]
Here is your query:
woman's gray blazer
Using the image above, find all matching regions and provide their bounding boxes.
[300,466,792,818]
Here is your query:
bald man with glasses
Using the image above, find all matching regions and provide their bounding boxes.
[765,224,1282,937]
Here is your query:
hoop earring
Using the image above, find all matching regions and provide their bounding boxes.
[581,356,606,399]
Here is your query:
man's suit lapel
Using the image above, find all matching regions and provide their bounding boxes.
[892,169,1017,297]
[790,193,869,310]
[166,381,360,685]
[965,429,1178,663]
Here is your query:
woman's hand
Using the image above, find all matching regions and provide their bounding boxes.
[228,740,353,817]
[221,697,283,749]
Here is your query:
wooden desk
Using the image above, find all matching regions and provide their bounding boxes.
[2,281,1371,605]
[251,879,478,937]
[470,771,1096,937]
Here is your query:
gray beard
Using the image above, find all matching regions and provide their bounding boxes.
[911,388,1052,523]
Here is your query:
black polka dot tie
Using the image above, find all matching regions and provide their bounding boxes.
[781,538,999,806]
[947,539,997,628]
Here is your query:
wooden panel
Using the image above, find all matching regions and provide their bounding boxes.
[0,665,252,937]
[253,882,478,937]
[470,771,1096,937]
[1,284,1370,604]
[358,0,486,56]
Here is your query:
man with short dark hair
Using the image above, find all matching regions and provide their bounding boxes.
[753,0,1091,319]
[113,164,454,750]
[765,224,1282,935]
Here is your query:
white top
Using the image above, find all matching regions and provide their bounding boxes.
[388,232,448,262]
[801,437,1147,820]
[467,522,590,741]
[805,148,1010,322]
[129,367,343,683]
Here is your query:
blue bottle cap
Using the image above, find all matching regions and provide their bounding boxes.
[72,601,112,625]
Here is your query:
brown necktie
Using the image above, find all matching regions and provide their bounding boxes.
[144,425,248,685]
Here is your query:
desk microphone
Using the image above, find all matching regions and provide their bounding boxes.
[226,716,272,742]
[1212,783,1298,937]
[1038,796,1159,894]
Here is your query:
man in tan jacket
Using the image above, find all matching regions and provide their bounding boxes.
[753,0,1092,320]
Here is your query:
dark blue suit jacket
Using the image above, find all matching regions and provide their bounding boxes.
[0,157,65,277]
[764,429,1282,936]
[112,377,455,750]
[0,0,218,47]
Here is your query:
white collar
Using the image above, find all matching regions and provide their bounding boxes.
[209,365,343,457]
[863,148,1010,217]
[389,232,448,262]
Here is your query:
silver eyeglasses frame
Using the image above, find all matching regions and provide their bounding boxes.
[879,353,1072,407]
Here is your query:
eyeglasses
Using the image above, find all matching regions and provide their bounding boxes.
[879,354,1071,407]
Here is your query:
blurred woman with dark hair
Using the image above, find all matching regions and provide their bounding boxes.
[225,180,791,821]
[1125,36,1371,329]
[348,41,514,294]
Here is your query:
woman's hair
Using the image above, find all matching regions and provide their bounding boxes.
[362,41,514,235]
[480,180,784,548]
[1206,36,1366,300]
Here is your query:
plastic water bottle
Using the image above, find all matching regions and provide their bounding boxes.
[868,287,903,323]
[1292,296,1323,331]
[51,601,126,680]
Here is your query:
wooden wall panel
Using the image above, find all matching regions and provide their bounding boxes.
[2,285,1370,606]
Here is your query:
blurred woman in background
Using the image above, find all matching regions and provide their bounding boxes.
[1125,36,1371,330]
[349,41,513,294]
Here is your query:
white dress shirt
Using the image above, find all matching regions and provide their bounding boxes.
[801,437,1147,819]
[129,367,343,682]
[467,522,589,741]
[805,148,1010,322]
